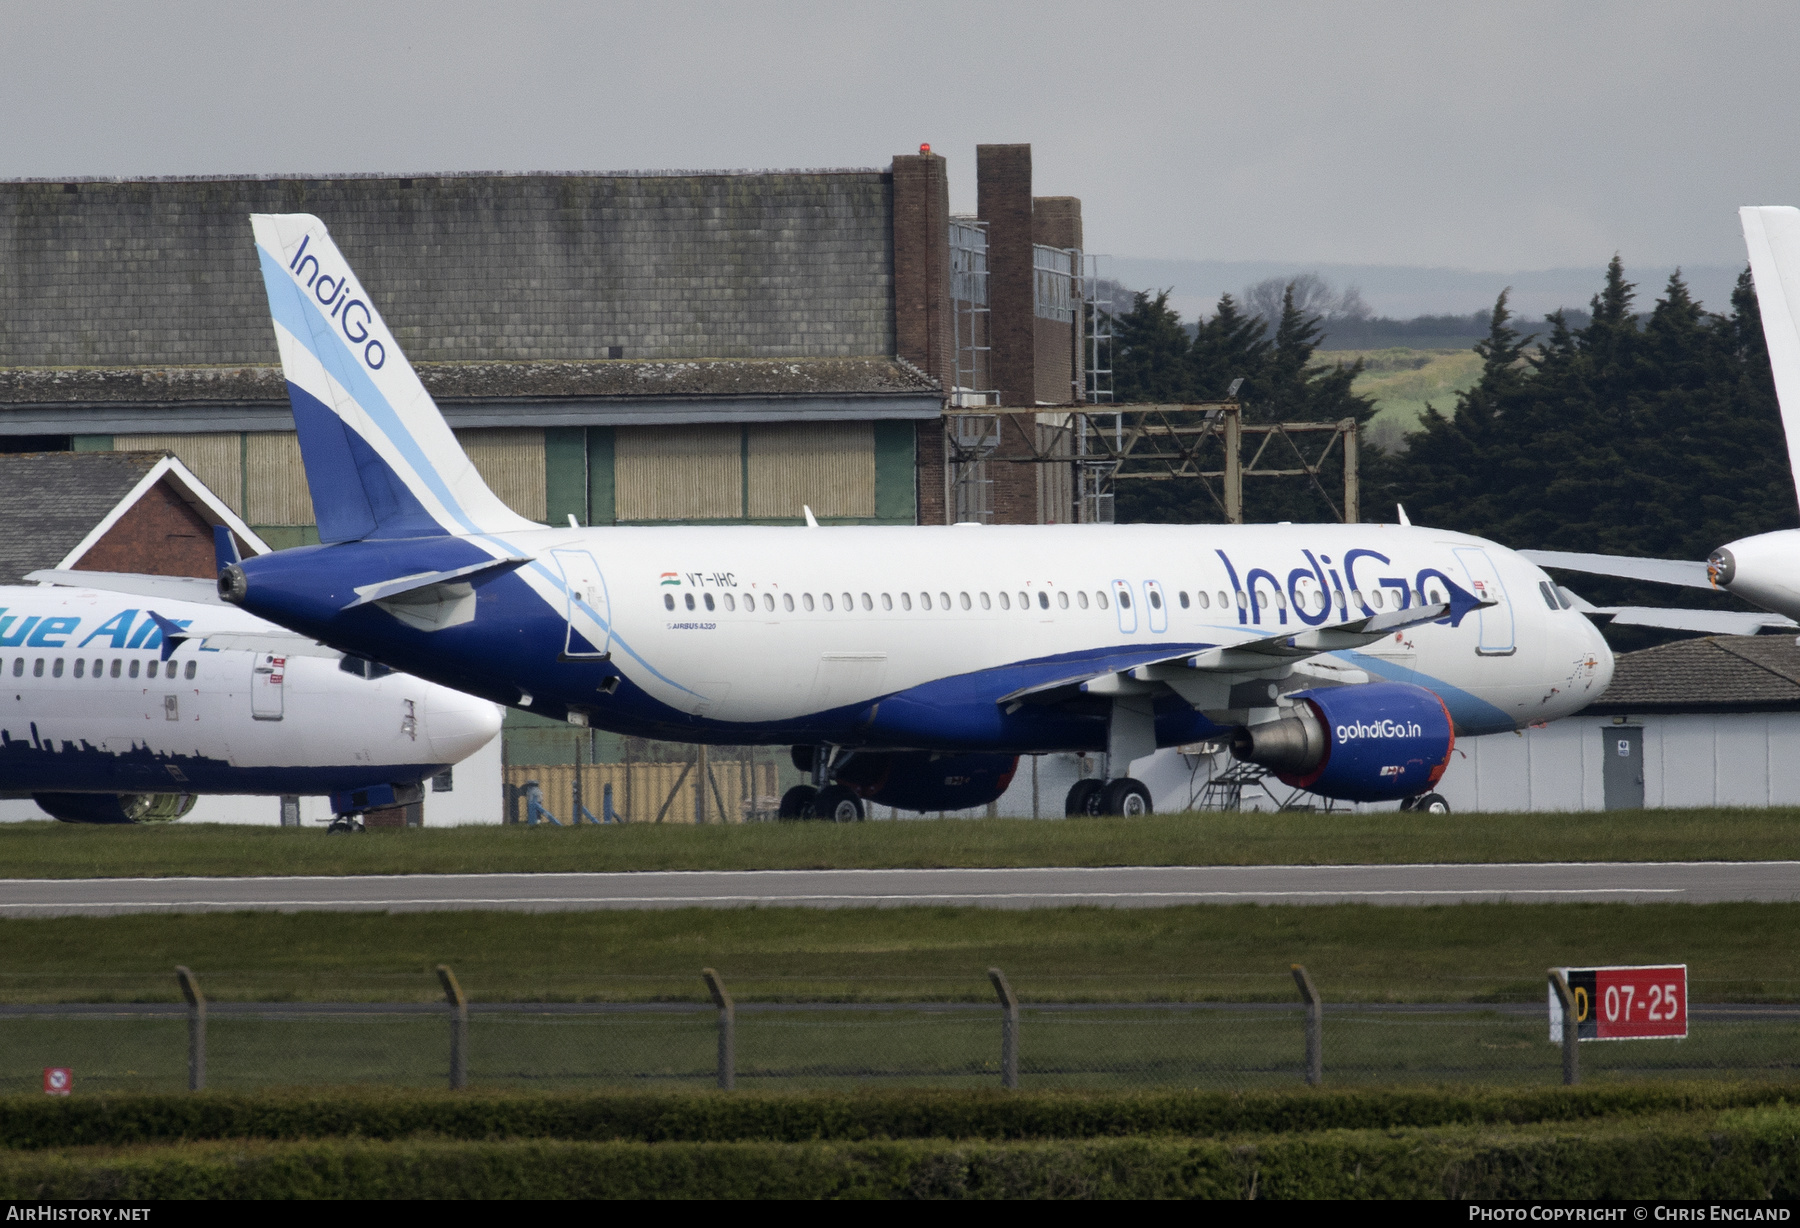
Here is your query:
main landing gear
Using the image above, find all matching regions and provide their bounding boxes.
[1399,793,1451,814]
[1065,777,1153,817]
[778,747,866,822]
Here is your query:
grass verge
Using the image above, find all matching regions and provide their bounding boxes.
[0,902,1794,1003]
[3,805,1798,879]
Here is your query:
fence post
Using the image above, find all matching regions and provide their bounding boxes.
[1549,969,1580,1086]
[437,965,468,1090]
[1290,964,1322,1086]
[988,967,1019,1089]
[702,968,735,1090]
[175,966,205,1091]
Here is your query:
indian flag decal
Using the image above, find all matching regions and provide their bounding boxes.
[659,572,680,585]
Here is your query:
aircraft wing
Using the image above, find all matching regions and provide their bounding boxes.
[1588,606,1797,636]
[999,595,1472,711]
[1518,550,1713,590]
[25,569,225,604]
[186,631,346,660]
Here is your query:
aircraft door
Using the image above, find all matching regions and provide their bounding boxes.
[1112,580,1138,634]
[252,654,285,721]
[1143,580,1169,633]
[553,549,613,659]
[1452,546,1516,656]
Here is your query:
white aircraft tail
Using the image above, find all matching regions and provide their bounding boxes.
[1740,206,1800,509]
[249,214,538,543]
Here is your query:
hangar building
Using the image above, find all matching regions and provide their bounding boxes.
[0,144,1090,545]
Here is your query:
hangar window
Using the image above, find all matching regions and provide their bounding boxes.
[1538,580,1559,610]
[960,592,972,611]
[73,660,84,678]
[1055,592,1067,610]
[998,592,1010,610]
[900,593,911,611]
[128,660,138,679]
[186,661,196,680]
[663,593,674,610]
[861,593,872,611]
[881,593,892,611]
[939,592,951,609]
[803,594,814,611]
[1077,592,1089,609]
[1097,592,1109,610]
[703,593,715,612]
[684,593,696,611]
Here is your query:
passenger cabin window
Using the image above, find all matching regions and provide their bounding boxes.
[186,661,196,680]
[1148,590,1162,610]
[1178,591,1190,609]
[73,660,84,678]
[8,659,17,677]
[998,592,1010,610]
[900,593,912,611]
[1018,592,1029,608]
[1097,592,1109,610]
[1350,590,1363,609]
[861,593,872,611]
[823,593,835,612]
[51,659,62,678]
[765,594,776,612]
[1118,591,1131,609]
[980,593,991,610]
[1218,591,1229,608]
[127,660,138,678]
[881,594,893,611]
[1236,591,1247,609]
[1197,591,1210,609]
[959,592,972,611]
[784,594,795,612]
[939,592,950,609]
[110,659,121,678]
[919,593,930,610]
[684,593,696,610]
[1039,592,1050,609]
[1077,592,1089,609]
[703,593,715,612]
[1255,592,1267,610]
[1055,592,1067,610]
[803,594,814,611]
[663,593,674,610]
[723,594,735,611]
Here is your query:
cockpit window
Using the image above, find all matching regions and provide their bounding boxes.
[1538,580,1560,610]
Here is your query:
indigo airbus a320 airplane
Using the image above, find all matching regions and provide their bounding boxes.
[210,213,1613,821]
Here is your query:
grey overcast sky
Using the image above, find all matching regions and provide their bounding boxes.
[4,1,1797,289]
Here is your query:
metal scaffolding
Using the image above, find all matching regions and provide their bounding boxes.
[941,401,1361,525]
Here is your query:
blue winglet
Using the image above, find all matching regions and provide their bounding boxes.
[212,526,242,574]
[143,610,187,662]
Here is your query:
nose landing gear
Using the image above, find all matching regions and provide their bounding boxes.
[1399,792,1451,814]
[779,746,867,821]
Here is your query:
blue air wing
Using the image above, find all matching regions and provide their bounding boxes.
[1519,549,1714,590]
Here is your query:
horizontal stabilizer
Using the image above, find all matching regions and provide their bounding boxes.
[342,556,532,610]
[25,569,224,605]
[1520,549,1713,590]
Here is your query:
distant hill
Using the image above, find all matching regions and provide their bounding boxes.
[1101,256,1744,333]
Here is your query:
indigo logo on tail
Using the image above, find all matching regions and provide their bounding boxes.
[287,235,386,370]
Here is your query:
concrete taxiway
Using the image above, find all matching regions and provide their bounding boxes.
[0,861,1794,917]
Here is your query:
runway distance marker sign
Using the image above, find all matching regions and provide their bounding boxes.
[1549,965,1687,1041]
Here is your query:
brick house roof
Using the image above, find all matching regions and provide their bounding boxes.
[1585,635,1800,714]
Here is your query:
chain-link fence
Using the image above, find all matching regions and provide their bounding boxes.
[4,976,1796,1095]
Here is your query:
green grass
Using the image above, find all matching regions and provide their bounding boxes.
[1315,346,1483,450]
[0,902,1794,1005]
[4,805,1798,880]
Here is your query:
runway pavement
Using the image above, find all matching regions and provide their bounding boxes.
[0,861,1795,916]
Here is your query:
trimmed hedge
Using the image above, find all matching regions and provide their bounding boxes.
[2,1115,1798,1199]
[1,1083,1796,1150]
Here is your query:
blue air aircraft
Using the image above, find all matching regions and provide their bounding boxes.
[0,569,500,824]
[206,214,1613,820]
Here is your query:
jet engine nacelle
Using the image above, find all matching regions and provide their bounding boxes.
[33,793,198,824]
[1708,528,1800,624]
[834,751,1020,813]
[1230,682,1454,803]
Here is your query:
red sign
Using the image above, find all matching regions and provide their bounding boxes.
[1550,965,1687,1041]
[42,1067,71,1095]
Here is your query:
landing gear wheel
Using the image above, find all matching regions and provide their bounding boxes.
[1065,779,1104,817]
[1099,778,1153,817]
[813,784,865,823]
[1414,792,1450,815]
[326,817,365,834]
[778,785,818,820]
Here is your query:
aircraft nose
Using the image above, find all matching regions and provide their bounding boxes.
[1579,610,1615,697]
[422,685,503,764]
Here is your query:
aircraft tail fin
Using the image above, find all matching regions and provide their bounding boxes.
[1740,206,1800,507]
[249,214,538,543]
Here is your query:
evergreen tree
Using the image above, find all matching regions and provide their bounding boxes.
[1110,290,1191,403]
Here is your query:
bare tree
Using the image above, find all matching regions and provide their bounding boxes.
[1241,273,1371,327]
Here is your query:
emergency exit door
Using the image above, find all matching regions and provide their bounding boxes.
[1603,726,1644,810]
[252,653,285,721]
[553,549,613,659]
